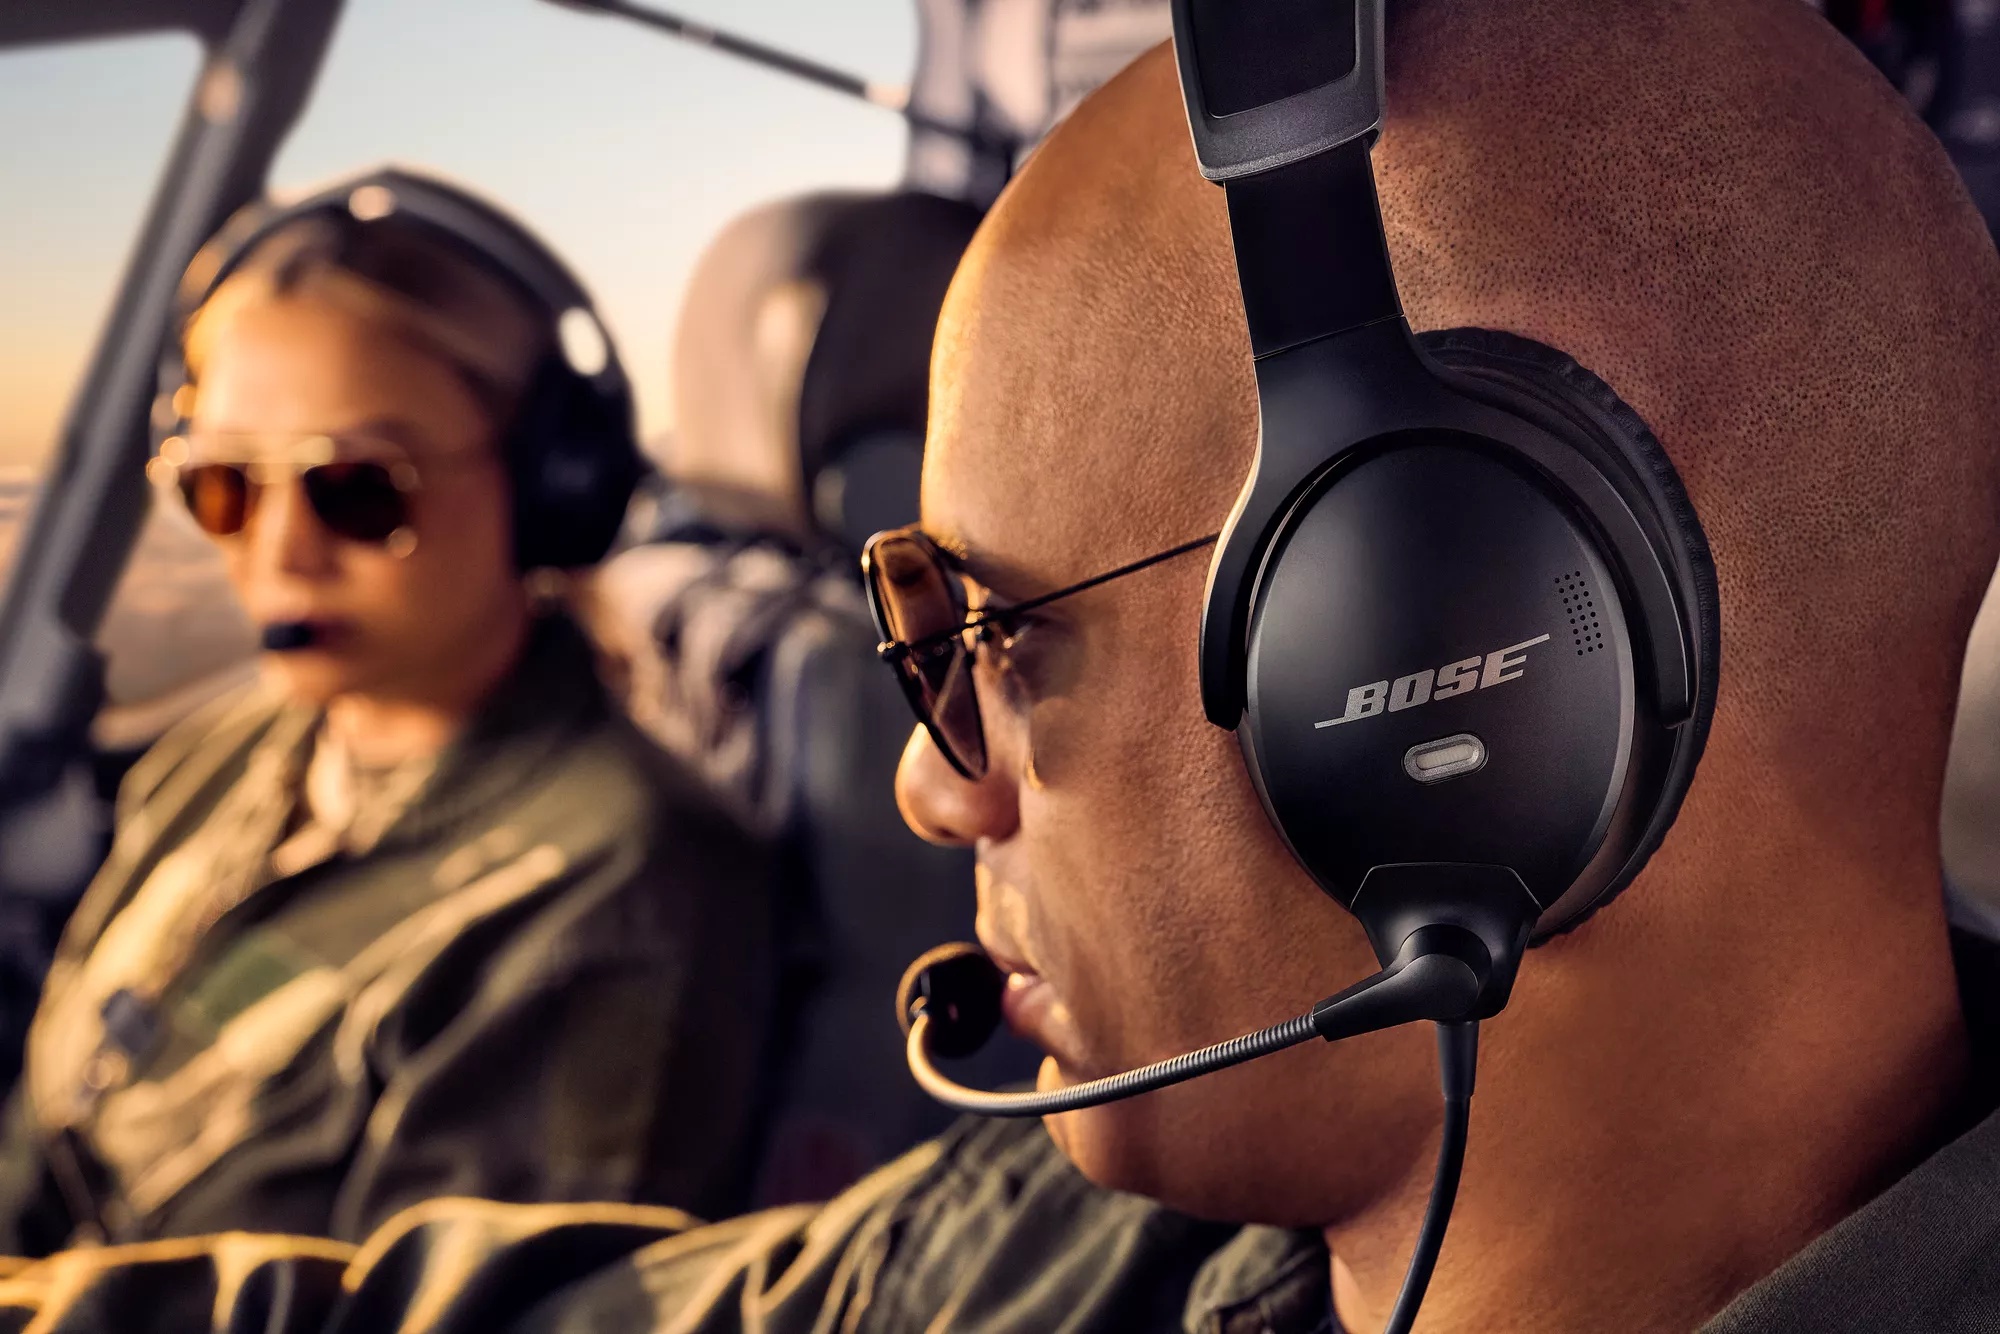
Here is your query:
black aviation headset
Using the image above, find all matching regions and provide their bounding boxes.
[156,166,643,588]
[895,2,1720,1328]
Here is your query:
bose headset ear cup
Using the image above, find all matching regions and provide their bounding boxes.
[1418,328,1717,626]
[1231,321,1719,949]
[1416,326,1722,936]
[504,351,642,570]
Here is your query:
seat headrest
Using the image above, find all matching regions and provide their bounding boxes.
[667,190,984,541]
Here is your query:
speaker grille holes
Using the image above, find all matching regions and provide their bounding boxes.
[1555,571,1603,656]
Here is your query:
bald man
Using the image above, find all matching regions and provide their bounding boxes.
[0,2,1996,1331]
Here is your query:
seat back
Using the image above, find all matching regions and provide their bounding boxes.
[591,531,1037,1205]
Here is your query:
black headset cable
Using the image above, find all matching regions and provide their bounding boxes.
[1381,1020,1478,1334]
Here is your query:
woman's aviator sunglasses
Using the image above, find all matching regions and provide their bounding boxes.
[150,429,475,556]
[861,527,1219,780]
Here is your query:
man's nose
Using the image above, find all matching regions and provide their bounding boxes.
[243,477,336,578]
[895,723,1019,847]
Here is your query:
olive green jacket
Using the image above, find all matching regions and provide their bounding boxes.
[0,1097,1998,1333]
[0,856,1991,1332]
[0,615,777,1253]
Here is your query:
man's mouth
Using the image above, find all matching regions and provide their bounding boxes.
[975,875,1088,1066]
[998,966,1058,1040]
[978,940,1068,1053]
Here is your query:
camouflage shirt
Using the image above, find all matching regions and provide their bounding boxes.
[0,790,1990,1334]
[0,613,778,1252]
[1,1096,1999,1334]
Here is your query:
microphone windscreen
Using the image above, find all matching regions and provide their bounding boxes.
[261,621,318,652]
[896,942,1004,1059]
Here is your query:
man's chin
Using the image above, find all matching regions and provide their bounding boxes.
[1035,1050,1343,1226]
[1033,1051,1082,1097]
[1040,1082,1193,1205]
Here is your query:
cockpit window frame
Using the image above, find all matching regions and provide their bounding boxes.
[0,0,347,812]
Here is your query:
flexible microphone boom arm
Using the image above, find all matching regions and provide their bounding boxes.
[900,925,1488,1117]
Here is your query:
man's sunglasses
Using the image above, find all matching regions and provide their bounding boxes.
[861,526,1219,779]
[150,430,475,556]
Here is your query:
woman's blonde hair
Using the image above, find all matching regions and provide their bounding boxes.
[181,210,550,428]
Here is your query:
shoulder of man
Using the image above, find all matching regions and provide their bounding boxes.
[0,1116,1260,1333]
[349,1116,1247,1334]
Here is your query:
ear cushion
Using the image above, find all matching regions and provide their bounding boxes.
[1418,326,1722,938]
[504,353,643,570]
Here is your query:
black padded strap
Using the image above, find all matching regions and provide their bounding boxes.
[1172,0,1384,180]
[1184,0,1359,116]
[1223,138,1402,358]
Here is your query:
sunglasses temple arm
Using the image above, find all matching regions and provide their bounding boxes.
[966,532,1222,628]
[879,532,1221,659]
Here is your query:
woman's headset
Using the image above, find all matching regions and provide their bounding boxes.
[900,4,1719,1327]
[156,166,643,572]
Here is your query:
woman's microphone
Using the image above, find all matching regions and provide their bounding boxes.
[897,931,1490,1118]
[260,621,319,651]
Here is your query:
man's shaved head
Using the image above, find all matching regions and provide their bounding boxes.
[900,4,1999,1327]
[938,0,1997,837]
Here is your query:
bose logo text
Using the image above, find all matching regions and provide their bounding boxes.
[1314,633,1553,730]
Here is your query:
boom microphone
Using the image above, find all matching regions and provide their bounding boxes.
[898,930,1488,1118]
[260,621,318,652]
[896,944,1006,1059]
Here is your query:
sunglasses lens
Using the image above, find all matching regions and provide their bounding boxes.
[177,464,250,537]
[866,533,988,778]
[302,462,409,545]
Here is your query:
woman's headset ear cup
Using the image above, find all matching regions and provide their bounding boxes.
[503,352,642,571]
[1417,326,1722,936]
[157,169,645,574]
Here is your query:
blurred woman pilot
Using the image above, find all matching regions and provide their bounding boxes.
[0,168,778,1253]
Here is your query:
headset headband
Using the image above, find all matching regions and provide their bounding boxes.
[165,167,643,571]
[179,167,630,404]
[1172,0,1396,352]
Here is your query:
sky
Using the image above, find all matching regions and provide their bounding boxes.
[0,0,918,470]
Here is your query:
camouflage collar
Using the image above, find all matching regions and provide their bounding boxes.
[1183,1225,1334,1334]
[303,611,612,852]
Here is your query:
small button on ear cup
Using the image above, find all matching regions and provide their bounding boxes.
[1403,733,1487,784]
